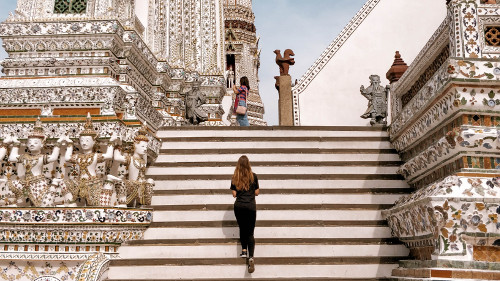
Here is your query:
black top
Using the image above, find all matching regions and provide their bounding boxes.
[230,173,259,209]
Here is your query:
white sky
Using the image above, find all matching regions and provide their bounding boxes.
[0,0,367,125]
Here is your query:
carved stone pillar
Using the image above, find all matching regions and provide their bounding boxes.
[277,75,294,126]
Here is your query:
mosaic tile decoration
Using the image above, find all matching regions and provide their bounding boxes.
[384,176,500,259]
[0,208,152,225]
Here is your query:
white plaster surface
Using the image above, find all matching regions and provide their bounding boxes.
[108,264,399,279]
[151,193,401,205]
[156,153,401,163]
[296,0,446,126]
[221,92,233,126]
[144,226,393,239]
[161,140,393,149]
[154,179,408,190]
[118,244,408,258]
[147,165,399,175]
[156,128,389,138]
[153,209,384,222]
[134,0,149,31]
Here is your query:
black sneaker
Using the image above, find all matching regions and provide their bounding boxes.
[240,250,247,258]
[248,258,255,273]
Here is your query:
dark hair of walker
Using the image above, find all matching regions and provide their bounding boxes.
[240,76,250,90]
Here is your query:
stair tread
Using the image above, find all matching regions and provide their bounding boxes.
[110,256,406,266]
[152,161,403,167]
[108,278,391,281]
[150,203,395,211]
[148,220,389,227]
[149,174,405,180]
[125,237,403,246]
[160,148,398,154]
[153,188,410,195]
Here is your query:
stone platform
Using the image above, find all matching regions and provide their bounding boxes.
[0,207,152,281]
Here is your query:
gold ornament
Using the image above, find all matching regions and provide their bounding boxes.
[28,117,45,139]
[80,112,98,138]
[134,123,149,143]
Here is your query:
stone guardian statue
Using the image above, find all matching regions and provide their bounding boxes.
[186,84,208,125]
[360,75,390,126]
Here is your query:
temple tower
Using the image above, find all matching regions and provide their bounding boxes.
[1,0,229,131]
[223,0,266,126]
[143,0,227,125]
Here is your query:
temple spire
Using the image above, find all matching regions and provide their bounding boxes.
[386,51,408,84]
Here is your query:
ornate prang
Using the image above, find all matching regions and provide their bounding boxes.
[223,1,267,126]
[360,75,389,126]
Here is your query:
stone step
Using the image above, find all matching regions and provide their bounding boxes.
[150,193,401,206]
[154,188,410,195]
[147,166,400,176]
[150,220,387,228]
[151,209,385,222]
[162,136,390,141]
[155,153,402,163]
[161,137,390,144]
[106,277,390,281]
[161,140,394,150]
[153,161,402,168]
[148,174,404,181]
[156,126,389,138]
[117,244,409,259]
[160,148,398,154]
[151,203,393,211]
[126,237,402,246]
[154,179,409,190]
[107,263,399,280]
[108,279,391,281]
[106,126,406,281]
[143,226,394,240]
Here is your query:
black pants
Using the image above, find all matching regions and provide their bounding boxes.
[234,204,256,257]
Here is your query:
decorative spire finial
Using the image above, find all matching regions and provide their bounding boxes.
[28,117,45,139]
[80,112,98,138]
[386,51,409,84]
[134,123,149,143]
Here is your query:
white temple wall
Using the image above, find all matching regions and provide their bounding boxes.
[135,0,149,30]
[296,0,446,126]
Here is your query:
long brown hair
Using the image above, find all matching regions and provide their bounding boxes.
[232,155,254,191]
[240,76,250,90]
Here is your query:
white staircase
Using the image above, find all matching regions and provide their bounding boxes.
[106,126,410,281]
